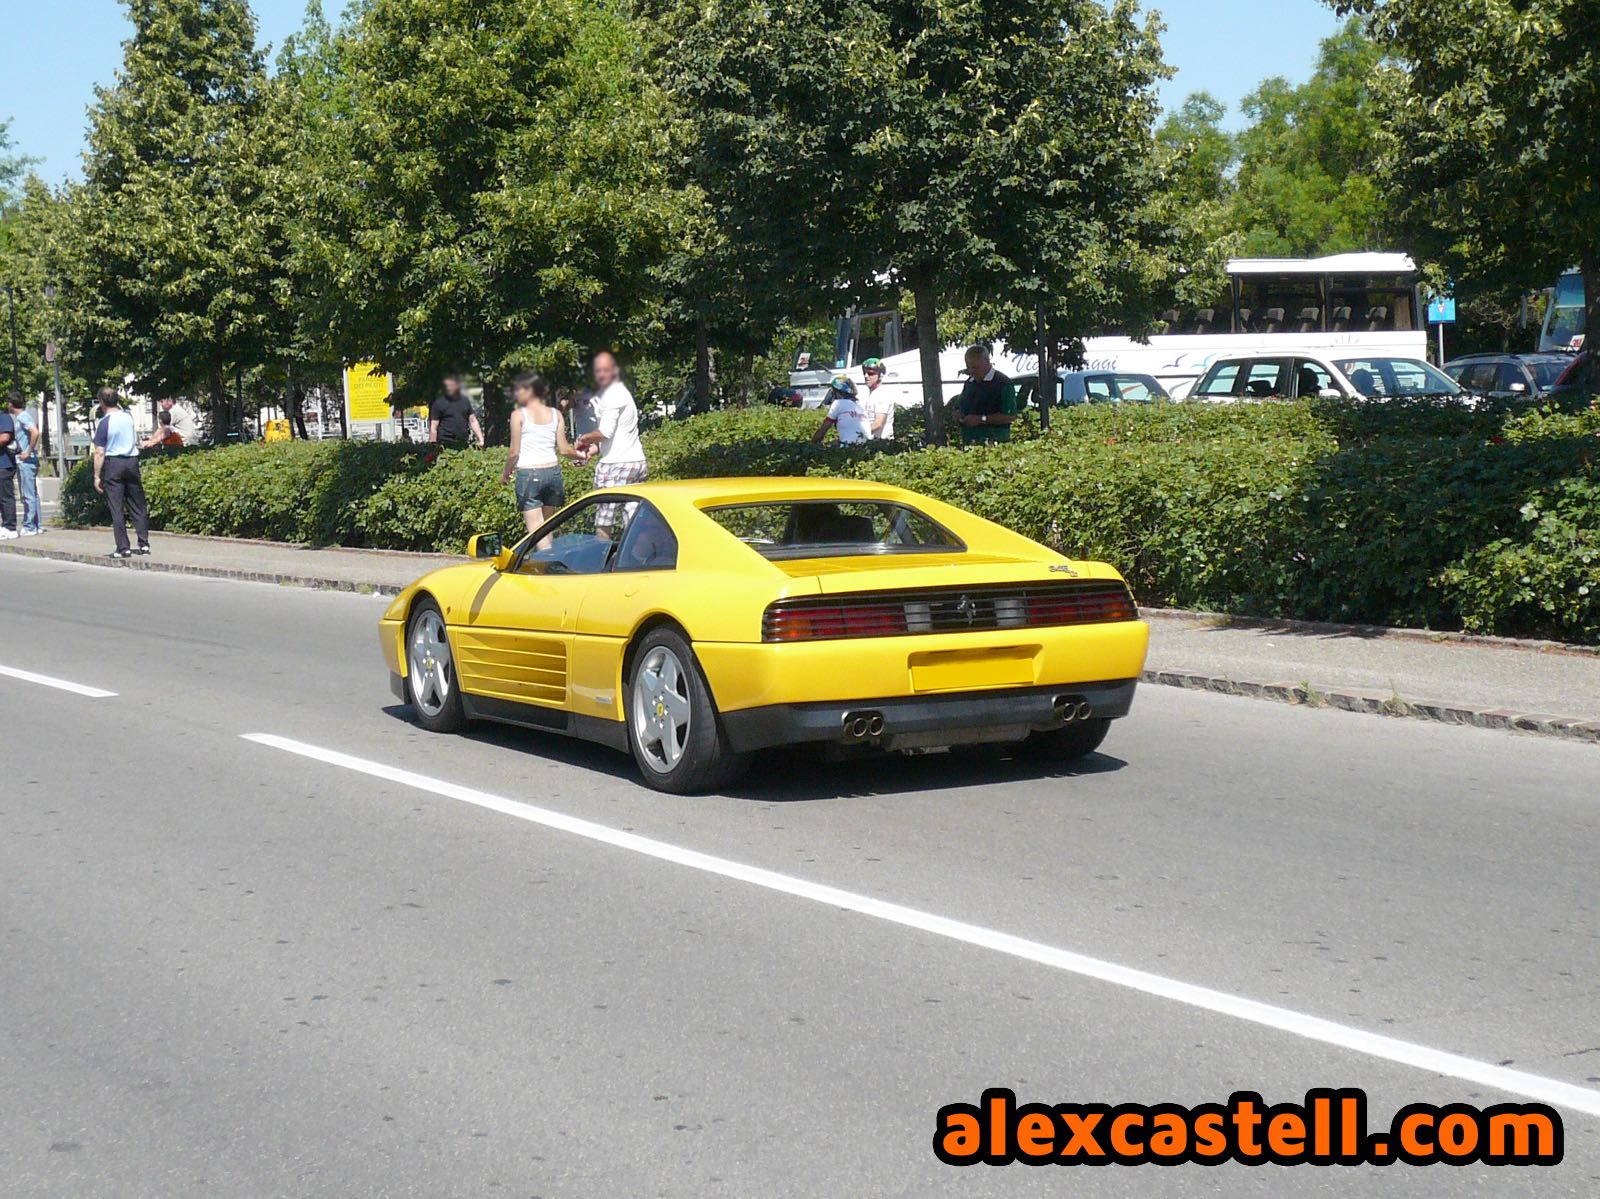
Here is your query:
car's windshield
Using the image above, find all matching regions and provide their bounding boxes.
[705,501,964,560]
[1334,358,1460,398]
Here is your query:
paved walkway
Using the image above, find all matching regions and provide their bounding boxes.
[1,527,442,593]
[3,526,1598,742]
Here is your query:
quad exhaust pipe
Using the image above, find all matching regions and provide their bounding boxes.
[1054,695,1093,724]
[842,711,887,743]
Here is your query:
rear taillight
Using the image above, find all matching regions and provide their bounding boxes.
[763,602,908,641]
[1026,590,1137,625]
[762,583,1137,642]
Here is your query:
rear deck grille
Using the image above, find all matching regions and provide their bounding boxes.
[762,581,1138,642]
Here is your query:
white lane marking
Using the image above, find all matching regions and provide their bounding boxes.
[0,664,118,699]
[242,731,1600,1119]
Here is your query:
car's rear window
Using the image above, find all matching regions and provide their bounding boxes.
[705,501,965,560]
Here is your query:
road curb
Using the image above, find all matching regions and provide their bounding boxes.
[0,544,406,598]
[1142,667,1600,745]
[1139,607,1600,659]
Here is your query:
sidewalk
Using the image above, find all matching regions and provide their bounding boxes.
[3,527,1598,744]
[0,526,443,594]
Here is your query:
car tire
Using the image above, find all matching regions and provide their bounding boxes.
[1022,718,1111,762]
[627,627,749,794]
[406,597,467,734]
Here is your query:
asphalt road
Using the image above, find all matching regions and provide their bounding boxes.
[1,552,1597,1198]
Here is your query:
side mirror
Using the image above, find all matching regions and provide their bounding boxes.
[466,533,512,570]
[1317,388,1344,400]
[1509,382,1528,394]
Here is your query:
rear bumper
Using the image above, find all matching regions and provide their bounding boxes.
[721,679,1139,754]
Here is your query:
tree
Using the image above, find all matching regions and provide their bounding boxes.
[1156,92,1235,206]
[68,0,290,430]
[0,119,36,209]
[1229,18,1387,257]
[1340,0,1600,386]
[0,179,75,400]
[293,0,683,424]
[648,0,1188,444]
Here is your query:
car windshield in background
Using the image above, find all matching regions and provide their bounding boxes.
[706,501,965,560]
[1334,357,1461,398]
[1531,359,1572,388]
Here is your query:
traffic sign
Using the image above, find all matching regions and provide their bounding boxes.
[1427,297,1457,324]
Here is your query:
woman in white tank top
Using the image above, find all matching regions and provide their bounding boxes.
[501,372,584,540]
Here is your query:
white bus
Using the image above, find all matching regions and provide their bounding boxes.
[1539,269,1586,351]
[791,253,1428,406]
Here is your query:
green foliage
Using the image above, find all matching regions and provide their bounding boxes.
[65,0,292,413]
[1155,20,1390,261]
[0,178,80,400]
[1343,0,1600,385]
[293,0,683,403]
[1230,19,1387,258]
[63,401,1600,642]
[648,0,1201,439]
[0,119,37,208]
[1441,479,1600,642]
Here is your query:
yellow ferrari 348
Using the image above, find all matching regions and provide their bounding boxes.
[379,478,1149,793]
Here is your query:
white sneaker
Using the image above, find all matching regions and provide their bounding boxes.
[21,528,41,537]
[0,529,19,540]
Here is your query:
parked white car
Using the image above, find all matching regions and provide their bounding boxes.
[1190,352,1463,402]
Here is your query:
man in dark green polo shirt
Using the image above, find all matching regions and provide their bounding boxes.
[955,346,1017,446]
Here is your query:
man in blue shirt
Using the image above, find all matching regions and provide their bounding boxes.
[0,397,16,539]
[7,392,42,534]
[91,387,151,559]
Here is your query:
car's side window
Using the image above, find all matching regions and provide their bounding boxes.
[1084,376,1115,401]
[1389,361,1432,394]
[1496,362,1528,392]
[1113,376,1155,402]
[1196,363,1243,397]
[1243,360,1287,397]
[613,502,679,573]
[1292,359,1334,397]
[515,499,617,576]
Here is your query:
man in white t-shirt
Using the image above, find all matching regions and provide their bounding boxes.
[574,351,647,536]
[859,358,895,439]
[812,377,870,445]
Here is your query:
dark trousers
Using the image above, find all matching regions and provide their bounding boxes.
[103,456,150,552]
[0,467,14,531]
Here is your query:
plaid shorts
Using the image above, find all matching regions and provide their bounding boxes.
[593,459,648,529]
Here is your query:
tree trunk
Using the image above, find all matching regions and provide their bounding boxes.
[208,366,227,446]
[738,351,755,407]
[1582,253,1600,395]
[694,318,712,412]
[289,384,309,440]
[1035,305,1052,433]
[911,276,945,446]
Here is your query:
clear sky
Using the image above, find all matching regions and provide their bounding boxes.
[0,0,1344,186]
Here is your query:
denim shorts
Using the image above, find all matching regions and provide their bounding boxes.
[514,465,565,511]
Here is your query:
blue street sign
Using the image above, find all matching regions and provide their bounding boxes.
[1428,297,1457,324]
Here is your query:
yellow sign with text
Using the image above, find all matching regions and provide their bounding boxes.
[344,362,395,423]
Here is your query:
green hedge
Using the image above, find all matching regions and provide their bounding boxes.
[62,398,1600,642]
